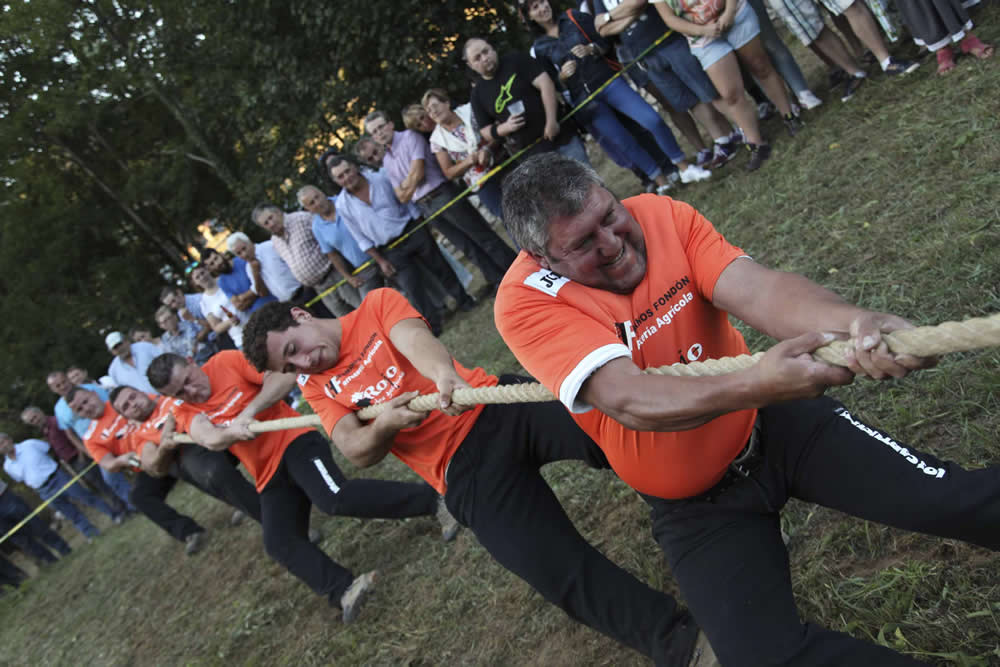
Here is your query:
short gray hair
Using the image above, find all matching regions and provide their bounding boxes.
[296,184,324,205]
[226,231,252,252]
[501,153,604,257]
[364,110,389,130]
[250,203,282,226]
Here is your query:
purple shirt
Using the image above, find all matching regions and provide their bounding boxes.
[382,130,447,202]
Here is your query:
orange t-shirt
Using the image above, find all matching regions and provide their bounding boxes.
[83,402,139,461]
[171,350,310,491]
[495,194,756,499]
[127,394,184,452]
[300,288,496,494]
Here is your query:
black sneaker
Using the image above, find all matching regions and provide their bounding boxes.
[745,143,772,172]
[782,113,804,137]
[828,68,849,90]
[884,57,920,75]
[841,75,866,102]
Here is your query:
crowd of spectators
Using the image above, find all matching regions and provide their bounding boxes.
[1,0,992,593]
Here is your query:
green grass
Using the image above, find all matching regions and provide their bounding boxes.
[2,12,999,664]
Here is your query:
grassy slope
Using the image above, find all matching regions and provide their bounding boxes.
[1,11,998,664]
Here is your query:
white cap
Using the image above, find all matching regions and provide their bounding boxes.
[105,331,125,352]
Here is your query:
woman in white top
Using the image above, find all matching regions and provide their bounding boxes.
[422,88,506,225]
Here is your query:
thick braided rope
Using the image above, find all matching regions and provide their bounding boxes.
[354,312,1000,420]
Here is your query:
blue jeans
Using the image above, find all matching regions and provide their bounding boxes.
[100,466,136,511]
[642,35,720,111]
[747,0,811,95]
[38,467,118,538]
[583,77,686,171]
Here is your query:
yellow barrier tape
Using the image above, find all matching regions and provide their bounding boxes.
[0,460,101,546]
[305,28,675,307]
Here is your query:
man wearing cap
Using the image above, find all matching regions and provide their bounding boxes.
[106,331,162,394]
[0,432,123,539]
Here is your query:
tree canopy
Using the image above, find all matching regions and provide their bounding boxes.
[0,0,525,427]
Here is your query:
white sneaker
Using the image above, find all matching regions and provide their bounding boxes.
[797,90,823,110]
[677,164,712,184]
[340,570,377,624]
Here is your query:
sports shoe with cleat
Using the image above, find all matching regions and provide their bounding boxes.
[745,143,773,172]
[340,570,377,624]
[687,630,721,667]
[782,113,804,137]
[677,163,712,183]
[705,142,737,169]
[695,147,714,167]
[436,497,461,542]
[884,57,920,75]
[840,75,866,102]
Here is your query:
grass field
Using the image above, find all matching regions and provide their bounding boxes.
[1,10,999,665]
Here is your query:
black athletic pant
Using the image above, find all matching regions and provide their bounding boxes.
[259,431,438,605]
[443,376,699,666]
[416,182,517,287]
[130,445,261,541]
[646,396,1000,666]
[174,446,261,522]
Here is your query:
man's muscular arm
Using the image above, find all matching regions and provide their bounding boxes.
[330,391,427,468]
[712,258,936,379]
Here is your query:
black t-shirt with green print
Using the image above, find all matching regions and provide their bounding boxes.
[470,52,550,153]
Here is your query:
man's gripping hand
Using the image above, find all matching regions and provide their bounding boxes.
[844,312,938,380]
[435,373,474,417]
[749,332,855,405]
[373,391,429,434]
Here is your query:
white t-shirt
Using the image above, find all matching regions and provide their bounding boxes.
[200,287,249,349]
[251,241,301,302]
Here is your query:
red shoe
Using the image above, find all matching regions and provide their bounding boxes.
[959,34,995,60]
[936,48,956,75]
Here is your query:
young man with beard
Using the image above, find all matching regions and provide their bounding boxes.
[145,350,456,623]
[239,295,717,666]
[493,153,998,666]
[202,247,276,315]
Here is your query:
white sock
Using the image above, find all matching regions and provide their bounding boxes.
[853,70,867,79]
[880,56,892,70]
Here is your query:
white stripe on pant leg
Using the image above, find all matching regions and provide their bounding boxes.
[312,458,341,493]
